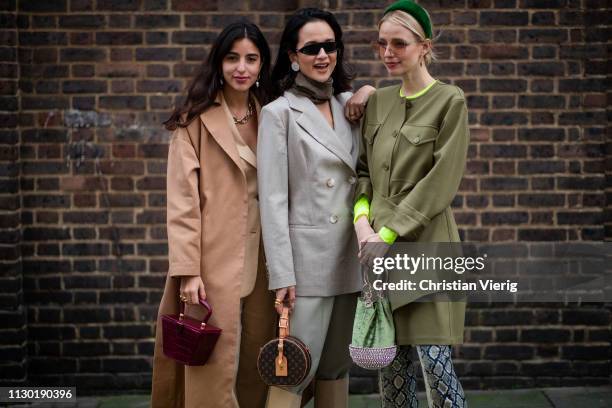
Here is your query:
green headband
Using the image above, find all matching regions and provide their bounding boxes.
[384,0,433,39]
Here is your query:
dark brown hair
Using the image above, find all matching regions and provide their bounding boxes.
[164,21,272,131]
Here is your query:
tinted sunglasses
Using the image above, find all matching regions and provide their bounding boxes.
[296,41,338,56]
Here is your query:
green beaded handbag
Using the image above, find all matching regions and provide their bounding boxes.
[349,265,397,369]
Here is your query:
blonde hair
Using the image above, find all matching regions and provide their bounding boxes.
[378,10,438,65]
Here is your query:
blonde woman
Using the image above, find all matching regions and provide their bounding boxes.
[354,1,469,407]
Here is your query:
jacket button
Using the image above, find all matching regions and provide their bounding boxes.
[326,178,335,188]
[392,131,398,138]
[414,136,421,143]
[348,176,356,185]
[329,215,338,224]
[383,163,389,171]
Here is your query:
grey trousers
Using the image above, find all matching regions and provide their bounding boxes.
[281,292,357,395]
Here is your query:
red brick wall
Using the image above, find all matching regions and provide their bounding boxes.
[0,0,609,392]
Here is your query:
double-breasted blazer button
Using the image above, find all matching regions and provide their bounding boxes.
[383,163,389,171]
[329,214,339,224]
[326,178,335,188]
[348,176,356,185]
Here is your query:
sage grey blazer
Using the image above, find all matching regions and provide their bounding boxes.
[257,90,362,297]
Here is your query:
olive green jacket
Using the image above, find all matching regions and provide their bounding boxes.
[356,81,470,308]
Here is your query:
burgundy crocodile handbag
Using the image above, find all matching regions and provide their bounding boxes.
[162,298,221,366]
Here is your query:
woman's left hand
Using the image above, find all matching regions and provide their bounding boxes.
[354,216,375,250]
[345,85,376,123]
[358,232,391,267]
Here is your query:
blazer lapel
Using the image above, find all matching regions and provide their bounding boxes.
[286,91,354,170]
[199,94,243,172]
[330,95,357,165]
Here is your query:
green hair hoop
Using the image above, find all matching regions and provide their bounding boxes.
[384,0,433,39]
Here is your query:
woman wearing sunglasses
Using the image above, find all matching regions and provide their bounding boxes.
[257,8,374,408]
[354,1,469,407]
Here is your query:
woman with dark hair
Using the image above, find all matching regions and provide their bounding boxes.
[257,8,374,408]
[151,21,277,408]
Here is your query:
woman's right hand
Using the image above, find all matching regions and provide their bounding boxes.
[354,216,375,250]
[274,286,296,314]
[345,85,376,123]
[180,276,206,305]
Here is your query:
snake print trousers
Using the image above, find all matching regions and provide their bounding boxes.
[380,345,467,408]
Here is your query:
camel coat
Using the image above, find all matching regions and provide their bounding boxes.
[151,93,275,408]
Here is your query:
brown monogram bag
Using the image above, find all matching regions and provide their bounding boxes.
[257,306,311,387]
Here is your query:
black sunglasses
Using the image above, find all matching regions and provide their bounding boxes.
[296,41,338,56]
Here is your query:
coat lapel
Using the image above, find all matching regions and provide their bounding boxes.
[199,93,243,172]
[286,91,354,170]
[220,94,257,169]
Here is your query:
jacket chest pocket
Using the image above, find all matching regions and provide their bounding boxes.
[391,125,439,186]
[399,124,438,146]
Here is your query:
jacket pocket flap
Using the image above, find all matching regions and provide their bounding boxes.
[364,123,381,145]
[400,125,438,145]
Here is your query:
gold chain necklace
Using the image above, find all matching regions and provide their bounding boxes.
[232,99,254,125]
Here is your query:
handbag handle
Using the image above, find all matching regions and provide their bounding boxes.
[179,298,214,327]
[278,306,290,338]
[275,306,290,377]
[361,264,384,307]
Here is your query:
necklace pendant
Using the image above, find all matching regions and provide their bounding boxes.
[232,99,255,125]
